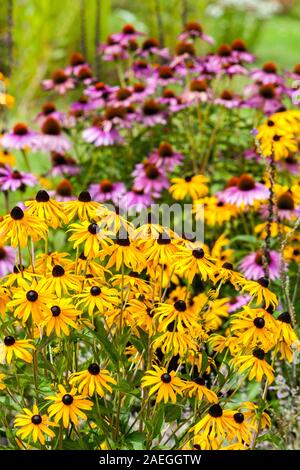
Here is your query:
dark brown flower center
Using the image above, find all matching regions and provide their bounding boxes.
[51,69,68,84]
[252,347,265,360]
[88,363,101,375]
[52,265,65,277]
[51,306,61,317]
[116,87,132,101]
[174,300,187,312]
[13,123,28,135]
[259,85,275,99]
[231,39,247,52]
[70,52,85,67]
[158,66,174,79]
[62,394,74,405]
[192,248,204,259]
[144,163,160,179]
[36,190,50,203]
[190,79,208,92]
[10,206,24,220]
[258,276,269,288]
[122,24,136,35]
[255,251,270,266]
[105,106,126,120]
[253,317,265,328]
[218,44,231,57]
[263,62,277,74]
[78,66,92,81]
[100,179,113,193]
[233,412,244,423]
[161,373,172,383]
[293,64,300,75]
[56,180,73,197]
[237,174,255,191]
[158,142,173,157]
[142,99,160,116]
[133,83,145,93]
[277,312,291,324]
[42,118,61,136]
[78,191,92,202]
[277,192,294,211]
[185,21,203,34]
[31,415,42,425]
[42,102,56,115]
[221,90,233,101]
[4,335,15,346]
[175,41,196,56]
[208,404,223,418]
[142,38,159,50]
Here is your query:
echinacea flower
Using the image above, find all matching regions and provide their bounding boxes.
[231,348,275,384]
[141,366,184,404]
[14,405,56,445]
[82,117,123,147]
[0,336,34,364]
[138,99,167,127]
[0,165,37,192]
[110,23,144,46]
[38,117,71,153]
[1,123,38,150]
[178,21,214,44]
[50,152,80,177]
[35,102,65,126]
[88,179,126,204]
[0,206,48,248]
[218,174,269,208]
[0,245,15,276]
[42,69,75,94]
[148,142,184,171]
[250,62,284,86]
[239,250,281,281]
[69,364,116,397]
[47,385,93,428]
[132,160,169,197]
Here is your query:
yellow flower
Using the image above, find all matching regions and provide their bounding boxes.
[141,365,184,404]
[184,377,218,403]
[0,373,6,390]
[172,246,216,283]
[68,221,111,258]
[154,300,199,332]
[241,277,278,309]
[275,312,298,362]
[101,235,145,272]
[169,174,209,200]
[63,191,102,222]
[0,206,48,248]
[40,264,81,296]
[14,404,56,445]
[0,336,35,364]
[0,148,16,166]
[260,133,298,160]
[25,190,68,229]
[69,363,116,397]
[47,384,93,428]
[231,348,275,383]
[193,404,236,440]
[230,308,277,349]
[76,284,119,316]
[194,196,238,226]
[141,233,179,266]
[42,298,79,336]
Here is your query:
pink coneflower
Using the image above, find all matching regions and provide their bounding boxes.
[42,69,75,94]
[215,90,241,109]
[65,52,88,76]
[35,102,65,126]
[130,83,154,103]
[0,165,37,191]
[250,62,284,86]
[98,36,129,61]
[82,117,123,147]
[0,245,15,276]
[261,190,300,220]
[150,65,178,86]
[121,188,154,212]
[178,21,214,44]
[108,87,133,107]
[37,117,71,153]
[76,66,94,85]
[227,295,251,313]
[214,44,235,67]
[84,81,115,102]
[139,38,170,59]
[138,99,167,127]
[182,79,212,104]
[286,63,300,80]
[50,152,80,177]
[279,155,300,175]
[70,96,97,114]
[159,89,187,113]
[200,55,222,78]
[132,160,169,197]
[239,250,281,281]
[243,84,283,115]
[148,142,183,171]
[231,39,255,63]
[222,63,248,77]
[50,179,76,202]
[89,179,126,204]
[1,123,38,150]
[218,174,269,207]
[132,60,153,79]
[110,24,144,45]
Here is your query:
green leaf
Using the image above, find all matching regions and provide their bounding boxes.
[92,319,119,366]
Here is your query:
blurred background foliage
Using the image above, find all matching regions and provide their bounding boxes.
[0,0,300,118]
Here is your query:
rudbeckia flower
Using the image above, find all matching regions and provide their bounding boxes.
[63,191,101,222]
[184,377,218,403]
[173,247,216,283]
[194,196,238,226]
[69,363,116,397]
[75,284,119,316]
[0,206,48,248]
[0,373,6,390]
[154,300,199,332]
[230,307,277,349]
[241,277,278,309]
[275,312,298,362]
[24,190,67,229]
[68,221,111,258]
[42,298,79,336]
[142,233,179,266]
[259,133,298,160]
[47,384,93,428]
[8,279,53,325]
[169,174,209,200]
[102,235,145,272]
[0,336,35,364]
[231,347,275,384]
[141,366,184,404]
[193,404,236,441]
[226,411,254,445]
[14,405,56,445]
[153,326,198,356]
[40,264,81,296]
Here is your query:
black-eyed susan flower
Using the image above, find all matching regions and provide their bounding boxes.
[64,191,101,222]
[69,363,116,397]
[102,234,145,272]
[0,286,10,317]
[154,300,199,332]
[230,308,277,349]
[226,411,255,445]
[194,196,238,226]
[47,384,93,428]
[193,404,236,442]
[0,336,34,364]
[68,221,111,258]
[242,401,271,430]
[241,277,278,309]
[275,312,298,362]
[259,132,297,160]
[7,279,53,325]
[153,326,198,356]
[141,366,184,404]
[169,174,209,200]
[231,347,275,383]
[24,190,67,229]
[141,233,179,266]
[42,298,79,336]
[0,206,48,248]
[111,272,152,296]
[76,284,119,316]
[184,377,218,403]
[173,247,216,283]
[35,251,73,273]
[40,264,81,296]
[0,373,6,390]
[14,404,56,445]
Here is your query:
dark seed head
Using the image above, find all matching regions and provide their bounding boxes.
[174,300,187,312]
[252,347,265,360]
[52,265,65,277]
[90,286,101,296]
[258,277,269,288]
[233,412,244,424]
[78,191,91,202]
[253,317,265,329]
[88,363,100,375]
[193,377,205,386]
[10,206,24,220]
[88,223,98,235]
[161,373,172,384]
[62,394,74,405]
[26,290,39,302]
[208,404,223,418]
[31,414,42,425]
[36,190,50,202]
[192,248,204,259]
[222,262,233,270]
[51,306,61,317]
[4,336,15,346]
[277,312,291,324]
